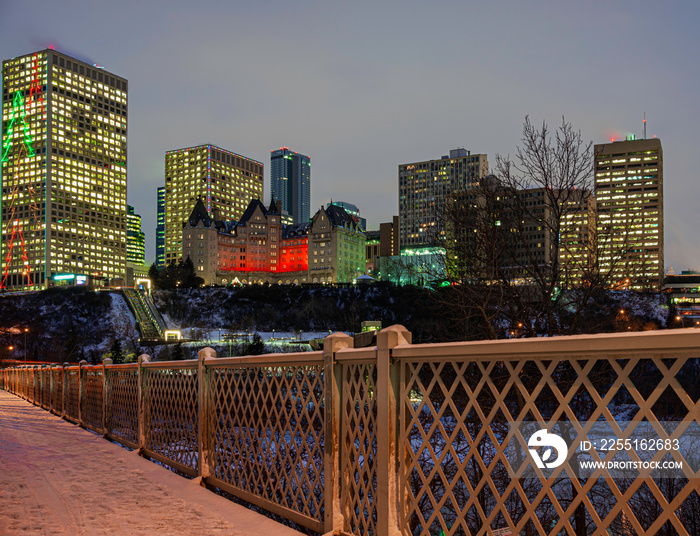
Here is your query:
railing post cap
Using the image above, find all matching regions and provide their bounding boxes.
[79,360,88,365]
[323,331,354,354]
[103,357,113,365]
[377,324,412,347]
[198,347,217,361]
[137,354,151,365]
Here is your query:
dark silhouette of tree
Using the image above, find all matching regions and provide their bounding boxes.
[171,341,185,361]
[149,257,204,289]
[432,117,632,339]
[109,339,124,364]
[244,333,265,356]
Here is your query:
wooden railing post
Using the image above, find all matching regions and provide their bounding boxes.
[197,347,216,485]
[376,325,411,536]
[102,358,113,437]
[137,354,151,455]
[62,362,70,418]
[323,331,353,535]
[78,360,87,427]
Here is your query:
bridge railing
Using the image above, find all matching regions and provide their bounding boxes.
[2,326,700,535]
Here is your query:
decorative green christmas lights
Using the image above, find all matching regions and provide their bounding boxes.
[1,91,35,163]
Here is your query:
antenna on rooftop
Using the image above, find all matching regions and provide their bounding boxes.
[643,112,647,140]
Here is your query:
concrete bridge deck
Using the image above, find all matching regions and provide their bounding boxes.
[0,390,303,536]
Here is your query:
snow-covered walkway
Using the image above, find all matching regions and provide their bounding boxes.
[0,390,303,535]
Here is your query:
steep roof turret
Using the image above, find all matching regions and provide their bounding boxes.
[185,197,213,228]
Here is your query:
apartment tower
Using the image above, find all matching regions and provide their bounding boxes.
[594,138,663,290]
[398,148,488,249]
[163,144,263,266]
[1,49,127,290]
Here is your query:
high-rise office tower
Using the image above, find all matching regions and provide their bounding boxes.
[1,49,127,290]
[156,186,165,268]
[126,205,145,265]
[398,148,488,249]
[594,137,664,290]
[163,144,263,266]
[270,147,310,225]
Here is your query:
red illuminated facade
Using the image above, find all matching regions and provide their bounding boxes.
[182,197,365,285]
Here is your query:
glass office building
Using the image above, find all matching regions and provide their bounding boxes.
[270,147,310,225]
[156,186,165,268]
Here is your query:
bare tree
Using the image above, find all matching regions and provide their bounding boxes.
[434,117,633,339]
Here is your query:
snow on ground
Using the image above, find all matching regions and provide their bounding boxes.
[0,391,302,536]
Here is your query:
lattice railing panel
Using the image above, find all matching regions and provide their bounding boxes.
[65,368,80,421]
[208,364,325,525]
[27,368,35,402]
[109,368,138,447]
[22,369,27,397]
[82,368,104,433]
[342,363,378,536]
[146,367,199,471]
[41,368,51,408]
[400,355,700,536]
[51,368,63,413]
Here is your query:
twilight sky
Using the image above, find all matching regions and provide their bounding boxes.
[2,0,699,269]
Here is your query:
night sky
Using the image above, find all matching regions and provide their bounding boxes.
[2,0,699,269]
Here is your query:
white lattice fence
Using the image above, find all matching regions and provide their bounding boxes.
[5,328,698,535]
[143,363,199,475]
[107,365,139,448]
[40,367,51,409]
[395,332,700,536]
[65,367,80,422]
[205,354,326,532]
[341,360,378,535]
[50,366,63,414]
[82,366,104,434]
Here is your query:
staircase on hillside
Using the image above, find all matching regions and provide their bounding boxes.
[122,288,166,341]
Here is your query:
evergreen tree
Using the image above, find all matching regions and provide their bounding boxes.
[180,256,204,288]
[172,341,185,360]
[109,339,124,364]
[245,333,265,356]
[148,262,160,287]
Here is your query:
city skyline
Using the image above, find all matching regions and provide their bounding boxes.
[2,1,699,269]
